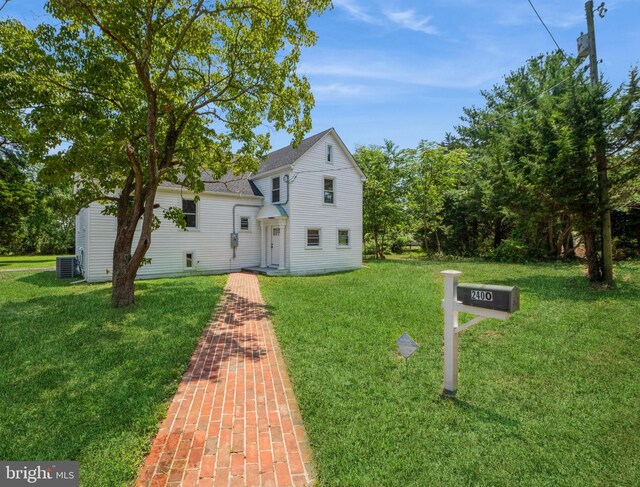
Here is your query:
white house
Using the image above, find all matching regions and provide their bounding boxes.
[75,128,364,282]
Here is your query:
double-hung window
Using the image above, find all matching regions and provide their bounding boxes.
[182,199,197,228]
[306,228,321,248]
[272,177,280,203]
[337,229,350,247]
[324,178,335,204]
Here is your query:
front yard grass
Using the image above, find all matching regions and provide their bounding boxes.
[260,260,640,486]
[0,271,226,486]
[0,255,62,269]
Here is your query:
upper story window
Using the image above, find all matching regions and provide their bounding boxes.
[272,176,280,203]
[240,216,250,231]
[182,199,197,228]
[324,177,335,204]
[326,144,333,164]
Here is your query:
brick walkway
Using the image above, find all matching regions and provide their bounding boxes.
[136,272,314,487]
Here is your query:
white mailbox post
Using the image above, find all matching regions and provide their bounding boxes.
[440,270,518,395]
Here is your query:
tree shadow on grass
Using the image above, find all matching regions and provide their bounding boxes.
[0,273,246,485]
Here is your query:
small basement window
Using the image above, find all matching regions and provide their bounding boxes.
[326,144,333,163]
[182,199,197,228]
[240,216,250,231]
[306,228,321,248]
[185,252,195,269]
[324,178,335,204]
[338,229,350,247]
[272,176,280,203]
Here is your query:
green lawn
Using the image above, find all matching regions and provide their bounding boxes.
[0,255,65,269]
[0,271,226,486]
[260,260,640,486]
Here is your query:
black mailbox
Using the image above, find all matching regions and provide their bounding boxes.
[457,283,519,313]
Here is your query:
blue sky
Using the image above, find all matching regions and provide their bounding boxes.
[3,0,640,151]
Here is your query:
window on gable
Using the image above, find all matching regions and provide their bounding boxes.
[326,144,333,163]
[324,178,335,204]
[306,228,321,248]
[272,176,280,203]
[338,229,350,247]
[182,199,197,228]
[240,216,249,231]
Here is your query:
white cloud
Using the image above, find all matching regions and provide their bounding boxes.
[333,0,438,35]
[384,9,438,35]
[332,0,380,25]
[312,83,368,99]
[496,2,584,29]
[299,54,505,90]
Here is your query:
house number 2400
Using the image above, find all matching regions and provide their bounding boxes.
[471,290,493,301]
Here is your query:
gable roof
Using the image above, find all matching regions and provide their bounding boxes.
[255,128,333,175]
[160,128,362,196]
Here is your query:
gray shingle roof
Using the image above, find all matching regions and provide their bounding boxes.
[162,171,262,196]
[255,128,332,175]
[160,129,333,196]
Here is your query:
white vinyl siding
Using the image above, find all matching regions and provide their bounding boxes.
[82,189,263,282]
[288,131,363,275]
[75,207,89,277]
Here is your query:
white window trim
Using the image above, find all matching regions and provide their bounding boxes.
[182,198,199,231]
[184,251,196,270]
[239,216,251,232]
[337,228,351,248]
[272,176,281,204]
[326,143,333,164]
[323,176,336,206]
[305,227,322,249]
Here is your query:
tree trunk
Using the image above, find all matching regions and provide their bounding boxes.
[111,229,138,307]
[493,217,503,248]
[583,227,602,282]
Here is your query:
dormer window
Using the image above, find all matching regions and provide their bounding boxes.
[272,176,280,203]
[326,144,333,163]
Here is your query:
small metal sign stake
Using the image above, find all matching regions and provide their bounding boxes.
[440,270,519,396]
[397,332,419,371]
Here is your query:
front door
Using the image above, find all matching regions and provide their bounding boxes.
[270,227,281,267]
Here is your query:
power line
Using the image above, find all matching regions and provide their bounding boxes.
[526,0,576,69]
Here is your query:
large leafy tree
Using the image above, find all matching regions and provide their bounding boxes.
[0,150,35,249]
[355,141,406,259]
[0,0,330,306]
[405,141,466,253]
[457,52,639,282]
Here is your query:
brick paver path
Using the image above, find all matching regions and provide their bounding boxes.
[136,272,314,487]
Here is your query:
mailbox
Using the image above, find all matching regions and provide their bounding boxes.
[457,283,519,313]
[230,232,239,248]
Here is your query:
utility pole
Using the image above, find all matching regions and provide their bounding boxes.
[585,0,614,285]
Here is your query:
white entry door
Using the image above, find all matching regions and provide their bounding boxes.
[270,227,281,267]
